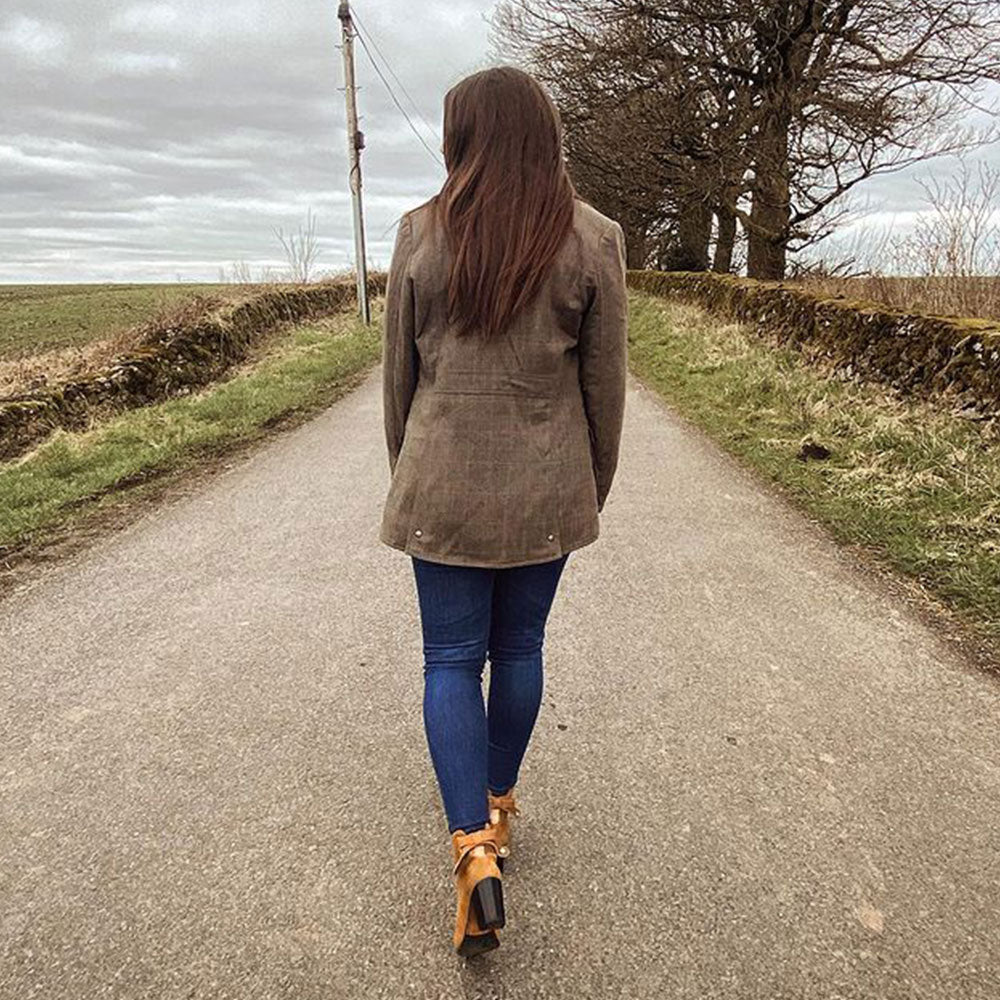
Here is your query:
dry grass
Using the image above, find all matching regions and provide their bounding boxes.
[792,275,1000,323]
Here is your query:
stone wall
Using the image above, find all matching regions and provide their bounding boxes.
[0,274,387,462]
[627,270,1000,415]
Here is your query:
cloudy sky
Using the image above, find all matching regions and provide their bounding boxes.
[2,0,997,283]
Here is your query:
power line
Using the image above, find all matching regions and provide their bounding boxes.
[349,16,444,168]
[351,10,441,143]
[353,29,443,168]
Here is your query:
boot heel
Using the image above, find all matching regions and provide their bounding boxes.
[471,876,505,930]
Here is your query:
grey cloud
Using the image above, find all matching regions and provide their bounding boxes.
[1,0,490,281]
[0,14,71,65]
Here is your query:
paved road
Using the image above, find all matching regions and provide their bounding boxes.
[2,365,999,999]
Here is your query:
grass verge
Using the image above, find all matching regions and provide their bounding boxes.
[0,300,382,564]
[627,290,1000,652]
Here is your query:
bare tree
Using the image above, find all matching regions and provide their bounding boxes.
[491,0,1000,279]
[272,208,321,283]
[219,260,255,285]
[492,4,722,270]
[911,158,1000,279]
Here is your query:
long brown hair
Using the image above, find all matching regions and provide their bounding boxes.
[432,66,577,340]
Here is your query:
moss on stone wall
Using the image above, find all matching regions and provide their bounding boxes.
[0,274,387,461]
[627,270,1000,415]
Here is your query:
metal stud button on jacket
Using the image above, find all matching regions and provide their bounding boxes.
[379,196,628,568]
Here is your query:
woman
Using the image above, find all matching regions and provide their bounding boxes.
[379,65,628,956]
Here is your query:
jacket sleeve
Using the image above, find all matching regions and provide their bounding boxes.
[382,213,417,476]
[578,220,628,512]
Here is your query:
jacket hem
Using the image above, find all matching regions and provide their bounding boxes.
[378,527,600,569]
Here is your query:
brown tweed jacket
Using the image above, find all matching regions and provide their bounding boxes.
[379,196,628,568]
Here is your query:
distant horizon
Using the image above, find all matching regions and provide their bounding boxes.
[7,266,1000,287]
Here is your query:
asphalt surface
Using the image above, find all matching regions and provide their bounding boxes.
[2,365,999,999]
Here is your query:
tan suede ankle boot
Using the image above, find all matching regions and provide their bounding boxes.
[450,826,505,957]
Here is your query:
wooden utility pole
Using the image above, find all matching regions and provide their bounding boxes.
[337,1,371,324]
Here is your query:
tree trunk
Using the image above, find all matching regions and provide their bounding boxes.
[713,199,737,273]
[661,193,711,271]
[747,101,791,280]
[622,224,648,270]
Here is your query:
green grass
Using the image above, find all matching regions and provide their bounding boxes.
[0,301,382,555]
[0,283,235,360]
[627,290,1000,643]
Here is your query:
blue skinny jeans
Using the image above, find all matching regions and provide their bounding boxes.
[410,553,570,834]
